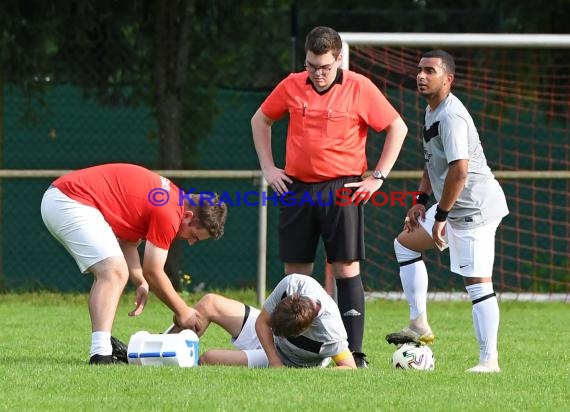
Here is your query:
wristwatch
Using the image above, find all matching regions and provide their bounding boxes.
[372,170,386,181]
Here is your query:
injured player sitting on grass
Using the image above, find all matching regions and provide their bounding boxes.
[113,274,357,369]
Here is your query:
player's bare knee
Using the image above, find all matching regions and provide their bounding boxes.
[397,226,434,252]
[194,293,220,316]
[110,272,129,290]
[91,260,129,286]
[394,238,422,265]
[463,277,492,286]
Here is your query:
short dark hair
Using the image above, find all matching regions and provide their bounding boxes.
[269,294,317,337]
[304,26,342,57]
[423,49,455,75]
[185,193,227,240]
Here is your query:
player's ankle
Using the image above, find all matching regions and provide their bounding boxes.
[410,313,430,331]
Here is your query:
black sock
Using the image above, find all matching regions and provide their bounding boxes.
[336,275,365,353]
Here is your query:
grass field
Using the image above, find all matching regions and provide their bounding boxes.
[0,291,568,411]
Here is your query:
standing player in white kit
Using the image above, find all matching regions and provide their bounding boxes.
[385,50,509,373]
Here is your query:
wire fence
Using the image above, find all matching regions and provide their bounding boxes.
[3,73,570,298]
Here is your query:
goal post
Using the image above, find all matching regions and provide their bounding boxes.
[335,32,570,297]
[340,33,570,68]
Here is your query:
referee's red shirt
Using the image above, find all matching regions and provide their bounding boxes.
[261,70,399,182]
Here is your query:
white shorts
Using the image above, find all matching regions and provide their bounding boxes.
[231,306,268,368]
[419,204,501,277]
[40,187,123,273]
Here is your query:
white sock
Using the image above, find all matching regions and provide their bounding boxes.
[466,283,499,363]
[400,261,428,323]
[90,331,112,357]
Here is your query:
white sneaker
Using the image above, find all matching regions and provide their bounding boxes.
[466,359,501,373]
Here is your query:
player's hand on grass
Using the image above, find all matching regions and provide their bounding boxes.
[128,283,149,316]
[262,166,292,196]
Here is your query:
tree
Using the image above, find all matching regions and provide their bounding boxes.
[0,0,294,286]
[0,0,231,285]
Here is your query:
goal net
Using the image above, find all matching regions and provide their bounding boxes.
[340,33,570,297]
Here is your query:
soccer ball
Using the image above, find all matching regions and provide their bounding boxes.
[392,343,435,370]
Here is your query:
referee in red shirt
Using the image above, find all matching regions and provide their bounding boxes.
[251,26,408,367]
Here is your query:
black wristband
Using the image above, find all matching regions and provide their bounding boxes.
[434,205,449,222]
[414,192,429,206]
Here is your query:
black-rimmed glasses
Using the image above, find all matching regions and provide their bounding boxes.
[304,60,337,75]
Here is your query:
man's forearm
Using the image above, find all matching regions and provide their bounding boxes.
[255,312,283,366]
[418,167,433,196]
[373,117,408,175]
[144,270,187,315]
[251,109,275,170]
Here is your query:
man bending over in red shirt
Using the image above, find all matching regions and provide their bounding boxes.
[41,163,227,364]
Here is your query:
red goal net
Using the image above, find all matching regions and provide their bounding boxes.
[348,44,570,294]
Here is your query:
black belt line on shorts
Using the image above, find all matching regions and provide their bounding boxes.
[237,304,251,337]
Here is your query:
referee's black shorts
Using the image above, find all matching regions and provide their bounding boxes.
[278,176,365,263]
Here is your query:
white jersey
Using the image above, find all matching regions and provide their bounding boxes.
[423,93,508,228]
[263,274,349,368]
